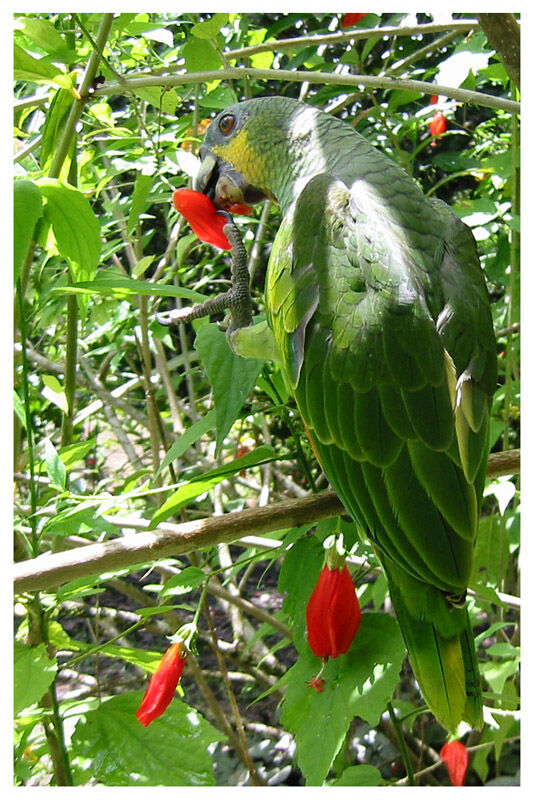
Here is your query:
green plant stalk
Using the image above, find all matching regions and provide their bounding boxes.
[387,702,416,786]
[503,107,520,452]
[48,14,114,180]
[138,296,162,483]
[16,278,39,557]
[60,291,78,447]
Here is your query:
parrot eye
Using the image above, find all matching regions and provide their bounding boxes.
[218,114,235,135]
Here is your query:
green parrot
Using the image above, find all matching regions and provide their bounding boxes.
[194,96,497,732]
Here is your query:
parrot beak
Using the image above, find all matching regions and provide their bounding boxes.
[194,146,267,209]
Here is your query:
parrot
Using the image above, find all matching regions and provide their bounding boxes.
[193,95,497,733]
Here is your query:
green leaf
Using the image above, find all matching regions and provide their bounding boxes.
[14,641,57,715]
[14,390,26,428]
[183,38,223,73]
[157,409,216,476]
[160,567,206,596]
[191,14,229,40]
[198,85,238,110]
[41,374,69,413]
[38,179,101,279]
[150,445,276,528]
[280,613,404,785]
[58,274,205,302]
[278,536,324,650]
[71,693,225,786]
[333,765,382,786]
[14,180,43,283]
[195,323,264,453]
[127,172,154,235]
[132,86,179,115]
[13,43,76,93]
[14,17,69,57]
[132,255,155,279]
[57,439,96,467]
[40,88,75,175]
[43,437,67,489]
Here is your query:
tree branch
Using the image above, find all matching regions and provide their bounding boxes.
[13,449,519,594]
[95,67,520,114]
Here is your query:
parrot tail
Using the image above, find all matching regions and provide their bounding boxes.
[382,557,483,733]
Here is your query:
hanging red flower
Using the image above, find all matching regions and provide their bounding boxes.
[341,14,368,28]
[440,740,469,786]
[173,189,251,250]
[306,551,361,659]
[429,111,447,146]
[136,642,187,726]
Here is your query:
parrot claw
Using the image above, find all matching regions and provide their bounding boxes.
[155,218,254,342]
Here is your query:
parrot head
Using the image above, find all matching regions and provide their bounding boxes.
[194,96,333,212]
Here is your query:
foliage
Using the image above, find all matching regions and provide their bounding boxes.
[13,11,520,787]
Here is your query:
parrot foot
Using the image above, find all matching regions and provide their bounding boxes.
[155,214,254,345]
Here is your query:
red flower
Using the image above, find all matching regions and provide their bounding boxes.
[429,94,439,105]
[440,740,468,786]
[306,562,361,659]
[173,189,251,250]
[341,13,368,27]
[429,111,447,146]
[136,642,187,726]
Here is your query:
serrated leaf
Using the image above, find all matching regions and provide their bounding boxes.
[38,179,100,279]
[43,437,67,489]
[14,641,57,715]
[281,613,404,785]
[71,693,225,786]
[278,537,324,650]
[195,323,264,453]
[14,180,43,283]
[127,172,154,235]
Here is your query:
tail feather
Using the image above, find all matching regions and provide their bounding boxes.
[383,557,483,732]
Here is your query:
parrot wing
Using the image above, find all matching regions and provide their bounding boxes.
[266,172,494,730]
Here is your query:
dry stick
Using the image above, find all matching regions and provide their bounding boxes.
[13,448,519,595]
[200,593,266,786]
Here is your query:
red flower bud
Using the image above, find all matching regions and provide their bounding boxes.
[306,563,361,659]
[440,740,468,786]
[341,13,368,28]
[429,111,447,146]
[136,642,187,726]
[429,94,439,105]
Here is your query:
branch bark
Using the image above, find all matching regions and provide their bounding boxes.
[477,14,520,90]
[13,449,519,595]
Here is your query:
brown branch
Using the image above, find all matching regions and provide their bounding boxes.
[477,14,520,90]
[13,450,519,595]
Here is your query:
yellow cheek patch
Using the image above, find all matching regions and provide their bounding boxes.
[212,129,266,190]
